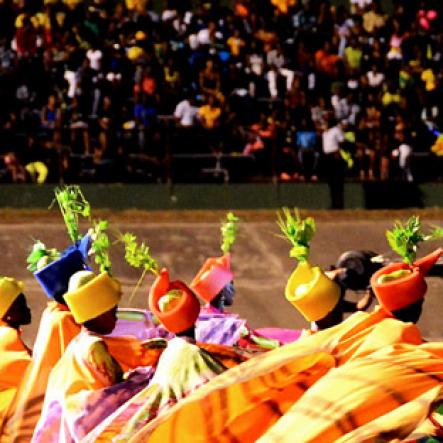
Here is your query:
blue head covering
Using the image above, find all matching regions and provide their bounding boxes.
[33,234,92,299]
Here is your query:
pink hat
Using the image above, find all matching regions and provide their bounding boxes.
[191,254,233,303]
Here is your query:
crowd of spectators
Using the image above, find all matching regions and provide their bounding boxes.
[0,0,442,184]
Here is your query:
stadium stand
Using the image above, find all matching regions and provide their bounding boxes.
[0,0,441,184]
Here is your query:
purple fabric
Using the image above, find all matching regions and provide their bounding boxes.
[196,315,246,346]
[72,367,155,439]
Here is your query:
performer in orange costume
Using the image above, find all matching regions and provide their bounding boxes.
[0,278,32,431]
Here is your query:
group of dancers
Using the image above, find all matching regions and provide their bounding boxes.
[1,186,443,442]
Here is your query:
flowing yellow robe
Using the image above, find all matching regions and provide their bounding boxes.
[1,301,80,442]
[130,309,422,443]
[2,302,168,442]
[258,342,443,443]
[0,322,31,430]
[31,330,123,442]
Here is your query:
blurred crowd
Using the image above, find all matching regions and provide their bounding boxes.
[0,0,442,184]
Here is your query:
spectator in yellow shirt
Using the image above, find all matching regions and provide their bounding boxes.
[199,96,221,130]
[227,30,245,58]
[381,84,401,107]
[344,38,363,74]
[421,67,437,92]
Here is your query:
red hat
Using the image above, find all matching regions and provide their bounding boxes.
[149,268,200,334]
[190,254,233,303]
[371,248,442,313]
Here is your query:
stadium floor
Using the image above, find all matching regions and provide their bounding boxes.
[1,208,442,346]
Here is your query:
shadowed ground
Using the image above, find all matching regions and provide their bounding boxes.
[0,209,442,347]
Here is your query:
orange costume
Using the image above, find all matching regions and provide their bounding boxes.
[2,300,151,441]
[130,249,441,442]
[127,309,422,443]
[2,301,80,442]
[258,342,443,443]
[0,321,31,430]
[0,278,31,432]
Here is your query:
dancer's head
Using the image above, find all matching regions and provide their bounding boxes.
[0,277,31,328]
[65,271,121,334]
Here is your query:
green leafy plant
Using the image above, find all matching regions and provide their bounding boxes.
[53,185,91,243]
[220,212,240,254]
[119,232,160,302]
[277,208,316,262]
[386,216,443,265]
[26,240,60,272]
[90,220,112,274]
[428,224,443,241]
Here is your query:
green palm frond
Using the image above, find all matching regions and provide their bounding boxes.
[386,216,426,265]
[53,185,91,243]
[220,212,240,254]
[119,232,160,302]
[427,224,443,242]
[277,208,316,262]
[90,220,112,274]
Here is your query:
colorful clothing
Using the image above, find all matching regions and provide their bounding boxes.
[197,305,297,350]
[2,303,157,441]
[82,337,229,442]
[196,306,247,346]
[0,322,31,430]
[2,301,80,442]
[32,330,123,442]
[133,309,422,442]
[258,342,443,443]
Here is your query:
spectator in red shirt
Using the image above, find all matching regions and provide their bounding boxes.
[15,17,37,57]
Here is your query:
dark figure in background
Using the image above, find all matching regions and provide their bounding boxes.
[316,250,383,331]
[322,116,346,209]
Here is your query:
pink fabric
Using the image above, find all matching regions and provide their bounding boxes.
[254,327,303,344]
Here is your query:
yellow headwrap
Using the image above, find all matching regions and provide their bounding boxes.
[64,272,121,324]
[285,261,341,322]
[0,277,24,319]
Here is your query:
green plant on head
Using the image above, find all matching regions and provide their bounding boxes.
[53,185,91,243]
[386,215,443,265]
[26,240,60,272]
[90,220,112,274]
[277,207,316,263]
[119,232,160,302]
[220,212,240,254]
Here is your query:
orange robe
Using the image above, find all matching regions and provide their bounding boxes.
[129,309,423,443]
[258,342,443,443]
[32,330,123,442]
[0,322,31,430]
[1,301,80,442]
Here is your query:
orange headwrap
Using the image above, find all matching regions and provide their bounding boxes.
[371,248,443,313]
[149,269,201,334]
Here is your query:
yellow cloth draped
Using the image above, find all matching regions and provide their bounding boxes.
[258,343,443,443]
[0,323,31,430]
[32,330,123,442]
[2,301,173,441]
[1,301,80,442]
[130,309,422,443]
[82,338,231,442]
